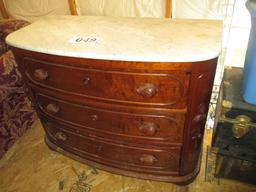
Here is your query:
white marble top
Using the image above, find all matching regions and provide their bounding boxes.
[6,16,223,62]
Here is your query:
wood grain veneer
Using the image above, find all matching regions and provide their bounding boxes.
[11,47,218,185]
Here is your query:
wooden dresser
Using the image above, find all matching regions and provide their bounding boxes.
[7,16,222,184]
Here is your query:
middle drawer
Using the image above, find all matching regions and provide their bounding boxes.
[36,93,184,144]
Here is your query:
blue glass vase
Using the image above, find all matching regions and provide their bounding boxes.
[243,0,256,105]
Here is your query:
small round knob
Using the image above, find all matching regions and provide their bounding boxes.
[33,69,48,81]
[83,77,91,85]
[55,132,67,141]
[91,114,99,121]
[139,154,157,165]
[136,83,158,98]
[192,114,207,124]
[192,133,202,140]
[139,122,159,136]
[46,103,60,115]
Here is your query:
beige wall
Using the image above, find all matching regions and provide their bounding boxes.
[174,0,226,19]
[174,0,251,68]
[3,0,229,21]
[2,0,168,21]
[76,0,166,18]
[4,0,70,22]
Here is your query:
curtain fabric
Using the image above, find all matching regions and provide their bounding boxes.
[2,0,228,21]
[4,0,70,22]
[174,0,227,19]
[76,0,166,18]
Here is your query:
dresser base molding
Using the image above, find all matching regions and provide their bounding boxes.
[45,136,199,185]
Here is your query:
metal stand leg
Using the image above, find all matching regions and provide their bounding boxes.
[215,155,224,176]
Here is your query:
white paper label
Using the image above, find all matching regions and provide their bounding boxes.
[69,36,99,44]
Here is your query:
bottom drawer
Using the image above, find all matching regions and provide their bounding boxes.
[42,118,181,174]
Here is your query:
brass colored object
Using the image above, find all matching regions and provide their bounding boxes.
[219,100,256,139]
[221,100,232,115]
[232,115,252,139]
[219,113,256,139]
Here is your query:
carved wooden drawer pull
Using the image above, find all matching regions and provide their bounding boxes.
[55,132,67,141]
[33,69,48,81]
[139,154,157,165]
[136,83,157,98]
[91,114,99,121]
[46,103,60,115]
[139,122,159,136]
[192,114,207,124]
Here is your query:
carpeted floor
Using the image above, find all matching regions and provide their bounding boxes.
[0,120,255,192]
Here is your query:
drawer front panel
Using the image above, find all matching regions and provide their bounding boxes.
[24,58,189,108]
[36,93,184,143]
[43,119,181,173]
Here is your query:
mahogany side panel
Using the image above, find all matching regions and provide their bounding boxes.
[180,59,218,175]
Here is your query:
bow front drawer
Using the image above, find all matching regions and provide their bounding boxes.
[43,119,181,174]
[24,58,189,108]
[36,93,184,144]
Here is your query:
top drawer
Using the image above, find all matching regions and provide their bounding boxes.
[23,58,190,108]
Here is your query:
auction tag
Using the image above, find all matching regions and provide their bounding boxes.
[69,36,99,44]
